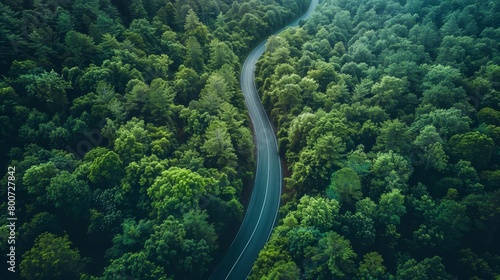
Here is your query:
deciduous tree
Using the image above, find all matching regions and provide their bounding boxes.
[20,233,87,280]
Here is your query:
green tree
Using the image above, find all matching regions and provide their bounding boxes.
[128,18,161,54]
[480,170,500,191]
[147,167,213,218]
[18,212,63,254]
[26,70,70,107]
[201,120,238,168]
[143,54,172,83]
[452,160,483,193]
[240,13,268,39]
[422,64,463,90]
[414,198,470,251]
[88,150,124,187]
[412,108,471,140]
[370,76,407,115]
[374,119,412,155]
[250,241,295,280]
[129,0,147,19]
[87,186,126,241]
[172,65,200,104]
[182,209,218,252]
[47,171,91,218]
[26,26,59,69]
[449,131,494,170]
[358,252,386,280]
[20,233,87,280]
[396,256,453,280]
[288,147,337,195]
[313,132,347,170]
[63,30,99,68]
[477,107,500,126]
[99,33,120,60]
[121,155,169,213]
[413,124,440,149]
[341,198,377,249]
[268,74,303,119]
[113,118,152,164]
[294,196,340,232]
[201,72,232,102]
[327,167,362,208]
[101,252,169,280]
[422,142,449,172]
[262,261,301,280]
[208,39,239,70]
[370,151,412,197]
[23,162,59,202]
[145,215,213,279]
[341,209,376,248]
[436,35,478,74]
[0,4,25,68]
[142,78,175,125]
[422,84,468,109]
[409,22,440,54]
[105,219,153,260]
[413,125,448,171]
[184,36,204,71]
[184,9,201,32]
[286,112,319,161]
[307,61,340,92]
[377,189,406,225]
[463,190,500,244]
[89,15,122,43]
[309,231,357,278]
[458,248,498,280]
[343,146,372,176]
[287,227,322,262]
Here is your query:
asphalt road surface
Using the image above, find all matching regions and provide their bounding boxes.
[209,1,318,279]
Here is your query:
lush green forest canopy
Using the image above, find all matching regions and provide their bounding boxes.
[0,0,309,279]
[1,0,500,279]
[251,0,500,279]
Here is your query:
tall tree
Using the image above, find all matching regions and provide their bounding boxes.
[327,167,363,208]
[20,233,87,280]
[184,36,204,71]
[47,171,91,218]
[201,120,238,168]
[449,131,494,170]
[294,196,340,232]
[63,30,99,68]
[358,252,387,280]
[101,252,169,280]
[309,231,357,278]
[208,39,238,70]
[377,189,406,226]
[147,167,213,218]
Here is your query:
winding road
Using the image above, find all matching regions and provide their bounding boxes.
[209,1,318,279]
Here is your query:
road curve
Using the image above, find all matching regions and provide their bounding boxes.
[209,1,318,279]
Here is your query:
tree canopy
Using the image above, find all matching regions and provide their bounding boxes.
[252,0,500,278]
[0,0,310,279]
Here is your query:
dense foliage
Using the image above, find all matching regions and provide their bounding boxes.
[252,0,500,279]
[0,0,309,279]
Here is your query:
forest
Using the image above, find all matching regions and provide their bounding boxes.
[0,0,309,279]
[0,0,499,279]
[250,0,500,279]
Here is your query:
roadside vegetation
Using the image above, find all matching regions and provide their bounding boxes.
[251,0,500,278]
[0,0,309,279]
